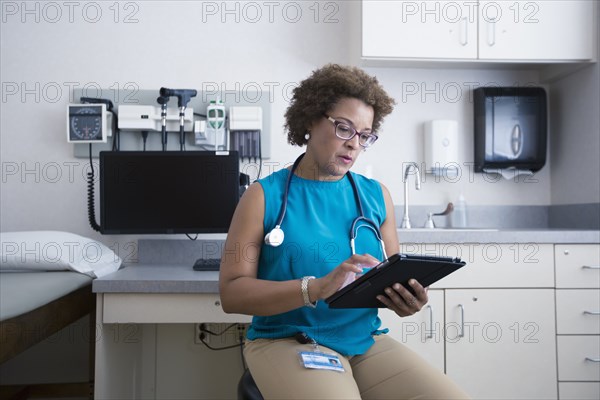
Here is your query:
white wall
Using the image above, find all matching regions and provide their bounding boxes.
[1,1,560,242]
[549,37,600,205]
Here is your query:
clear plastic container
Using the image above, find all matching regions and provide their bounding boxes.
[451,194,468,228]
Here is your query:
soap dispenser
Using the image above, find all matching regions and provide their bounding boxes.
[424,120,459,177]
[451,194,468,228]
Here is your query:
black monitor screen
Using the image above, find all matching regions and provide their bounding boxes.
[100,151,240,234]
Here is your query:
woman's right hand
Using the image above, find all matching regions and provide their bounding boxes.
[311,254,381,301]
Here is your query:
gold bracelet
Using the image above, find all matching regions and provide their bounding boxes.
[301,276,317,308]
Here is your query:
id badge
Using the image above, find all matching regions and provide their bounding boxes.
[298,351,345,372]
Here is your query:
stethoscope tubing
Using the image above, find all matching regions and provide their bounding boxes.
[267,153,387,260]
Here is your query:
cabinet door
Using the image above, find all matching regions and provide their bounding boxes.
[362,0,477,59]
[445,289,557,399]
[379,289,444,371]
[478,0,596,60]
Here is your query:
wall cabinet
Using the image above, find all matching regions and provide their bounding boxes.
[477,1,596,60]
[362,1,477,59]
[362,0,597,61]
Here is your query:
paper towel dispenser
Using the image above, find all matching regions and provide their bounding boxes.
[474,87,547,173]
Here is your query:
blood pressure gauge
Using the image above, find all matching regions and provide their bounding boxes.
[67,104,108,143]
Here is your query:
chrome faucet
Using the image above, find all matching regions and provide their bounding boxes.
[401,162,421,229]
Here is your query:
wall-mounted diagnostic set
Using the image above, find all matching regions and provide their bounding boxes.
[66,87,263,236]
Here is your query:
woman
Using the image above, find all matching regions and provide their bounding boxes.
[220,64,468,399]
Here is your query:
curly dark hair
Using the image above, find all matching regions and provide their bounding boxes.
[284,64,396,146]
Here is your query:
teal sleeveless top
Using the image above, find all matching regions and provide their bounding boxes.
[246,168,389,356]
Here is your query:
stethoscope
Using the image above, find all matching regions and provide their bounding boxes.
[264,153,388,260]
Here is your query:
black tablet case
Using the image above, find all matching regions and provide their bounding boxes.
[325,253,466,308]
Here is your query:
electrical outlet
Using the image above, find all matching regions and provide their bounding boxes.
[195,323,249,346]
[195,323,209,345]
[237,323,248,344]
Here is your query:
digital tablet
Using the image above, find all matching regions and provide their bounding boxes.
[325,253,466,308]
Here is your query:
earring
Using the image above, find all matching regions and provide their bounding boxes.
[304,131,310,141]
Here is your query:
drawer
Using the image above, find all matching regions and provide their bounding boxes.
[559,382,600,400]
[400,243,554,288]
[556,290,600,334]
[100,293,252,323]
[557,336,600,381]
[555,245,600,288]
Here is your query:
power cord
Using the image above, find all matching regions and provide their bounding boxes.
[87,144,101,232]
[141,130,148,151]
[254,145,263,183]
[238,324,247,370]
[200,323,238,336]
[197,323,247,372]
[198,337,243,351]
[110,108,120,151]
[198,323,244,351]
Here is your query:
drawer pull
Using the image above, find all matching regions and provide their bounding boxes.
[458,304,465,338]
[582,265,600,269]
[585,357,600,362]
[459,17,468,46]
[426,305,433,339]
[583,311,600,315]
[487,20,496,46]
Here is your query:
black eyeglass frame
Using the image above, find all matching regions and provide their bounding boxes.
[323,113,379,148]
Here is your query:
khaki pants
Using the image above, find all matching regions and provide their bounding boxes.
[244,334,470,400]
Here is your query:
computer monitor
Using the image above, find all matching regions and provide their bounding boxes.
[100,151,240,234]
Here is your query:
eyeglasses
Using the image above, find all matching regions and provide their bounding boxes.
[323,114,379,148]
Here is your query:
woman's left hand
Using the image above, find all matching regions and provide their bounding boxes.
[376,279,429,317]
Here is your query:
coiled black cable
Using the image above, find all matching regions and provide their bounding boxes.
[87,144,101,232]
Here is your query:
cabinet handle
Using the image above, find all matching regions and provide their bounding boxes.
[426,305,433,339]
[458,304,465,338]
[582,265,600,269]
[583,311,600,315]
[459,17,468,46]
[585,357,600,363]
[487,20,496,46]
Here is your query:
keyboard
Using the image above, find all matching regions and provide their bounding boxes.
[192,258,221,271]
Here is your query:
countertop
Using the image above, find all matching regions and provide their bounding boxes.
[396,228,600,244]
[93,229,599,294]
[93,264,219,294]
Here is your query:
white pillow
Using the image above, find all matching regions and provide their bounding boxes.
[0,231,122,278]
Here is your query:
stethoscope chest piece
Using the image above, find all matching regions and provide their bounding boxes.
[264,225,284,247]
